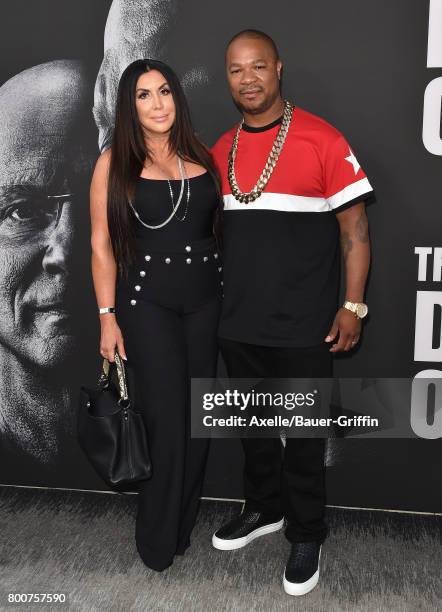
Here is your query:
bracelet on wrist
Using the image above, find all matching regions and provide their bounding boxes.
[99,307,115,314]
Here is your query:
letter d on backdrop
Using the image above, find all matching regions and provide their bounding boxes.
[414,291,442,361]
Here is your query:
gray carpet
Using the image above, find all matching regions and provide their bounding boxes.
[0,487,440,612]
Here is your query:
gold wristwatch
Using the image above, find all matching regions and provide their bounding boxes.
[343,301,368,319]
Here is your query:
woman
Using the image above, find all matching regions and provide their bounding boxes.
[89,59,222,571]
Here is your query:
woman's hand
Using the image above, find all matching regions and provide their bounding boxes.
[99,315,127,362]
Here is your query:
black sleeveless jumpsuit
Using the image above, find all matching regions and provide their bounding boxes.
[115,171,222,571]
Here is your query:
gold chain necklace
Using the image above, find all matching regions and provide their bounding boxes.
[228,100,294,204]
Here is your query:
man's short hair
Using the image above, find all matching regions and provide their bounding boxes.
[226,29,280,61]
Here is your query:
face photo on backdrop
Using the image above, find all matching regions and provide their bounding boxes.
[94,0,211,151]
[0,60,96,469]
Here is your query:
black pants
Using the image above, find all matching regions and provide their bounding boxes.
[219,337,331,544]
[116,237,222,570]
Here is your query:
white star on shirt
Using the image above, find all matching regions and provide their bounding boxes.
[345,148,360,175]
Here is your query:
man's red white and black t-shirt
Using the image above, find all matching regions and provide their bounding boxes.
[211,106,375,347]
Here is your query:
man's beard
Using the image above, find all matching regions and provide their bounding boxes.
[232,89,281,116]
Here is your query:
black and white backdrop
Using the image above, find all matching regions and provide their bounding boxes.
[0,0,440,513]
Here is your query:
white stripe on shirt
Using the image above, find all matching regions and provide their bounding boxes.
[223,177,373,213]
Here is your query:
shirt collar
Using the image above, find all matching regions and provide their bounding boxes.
[242,115,283,133]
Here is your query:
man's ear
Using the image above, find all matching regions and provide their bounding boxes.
[277,60,283,80]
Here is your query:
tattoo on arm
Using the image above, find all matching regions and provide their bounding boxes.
[341,231,353,259]
[355,210,369,242]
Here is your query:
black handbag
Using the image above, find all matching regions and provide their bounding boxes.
[78,351,152,490]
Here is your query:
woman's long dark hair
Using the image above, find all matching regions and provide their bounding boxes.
[107,59,222,280]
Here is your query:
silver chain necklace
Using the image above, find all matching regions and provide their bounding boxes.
[168,166,190,222]
[129,157,191,230]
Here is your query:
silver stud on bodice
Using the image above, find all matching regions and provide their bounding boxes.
[135,285,141,291]
[130,299,137,306]
[165,257,171,264]
[203,256,208,262]
[140,270,146,277]
[214,253,218,259]
[186,258,192,264]
[185,245,192,252]
[145,255,151,261]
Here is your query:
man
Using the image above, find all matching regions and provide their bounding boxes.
[0,60,97,476]
[211,30,374,596]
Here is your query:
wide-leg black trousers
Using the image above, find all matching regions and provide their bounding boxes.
[219,337,331,544]
[115,237,222,570]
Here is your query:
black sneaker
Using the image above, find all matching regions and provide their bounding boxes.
[212,509,284,550]
[283,541,322,596]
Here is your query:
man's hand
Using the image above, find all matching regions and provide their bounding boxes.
[325,307,361,352]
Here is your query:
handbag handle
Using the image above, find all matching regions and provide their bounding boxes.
[99,351,129,403]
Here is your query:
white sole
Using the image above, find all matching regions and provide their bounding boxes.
[212,518,284,551]
[283,546,321,596]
